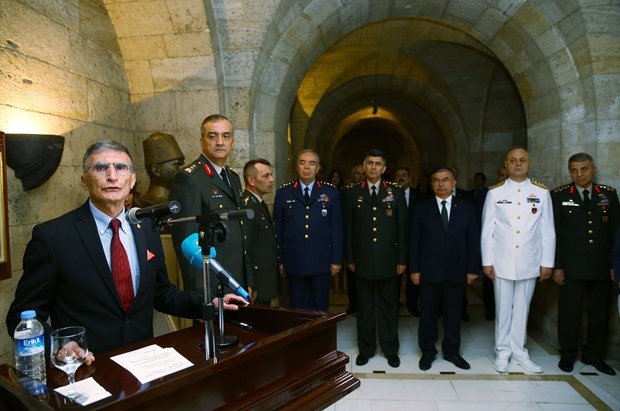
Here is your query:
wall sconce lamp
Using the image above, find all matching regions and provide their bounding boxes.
[4,133,65,190]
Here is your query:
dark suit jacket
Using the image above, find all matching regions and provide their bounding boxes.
[408,196,480,283]
[169,154,250,293]
[5,201,202,355]
[273,180,343,275]
[343,180,408,280]
[551,182,619,280]
[613,227,620,281]
[242,190,279,301]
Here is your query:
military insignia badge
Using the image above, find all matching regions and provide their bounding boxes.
[603,216,609,223]
[386,209,393,217]
[531,207,537,214]
[322,209,328,217]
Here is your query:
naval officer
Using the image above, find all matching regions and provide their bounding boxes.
[481,147,555,374]
[273,149,343,310]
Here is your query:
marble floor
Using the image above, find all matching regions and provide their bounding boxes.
[325,288,620,411]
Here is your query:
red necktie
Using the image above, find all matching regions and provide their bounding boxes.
[110,219,134,312]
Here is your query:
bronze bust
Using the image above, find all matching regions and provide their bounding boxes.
[139,132,185,207]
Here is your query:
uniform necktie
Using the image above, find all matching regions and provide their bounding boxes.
[304,187,310,205]
[441,200,449,231]
[371,185,377,203]
[583,189,591,209]
[110,219,134,312]
[220,168,231,190]
[261,200,270,215]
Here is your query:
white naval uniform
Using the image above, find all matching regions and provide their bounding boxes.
[481,177,555,362]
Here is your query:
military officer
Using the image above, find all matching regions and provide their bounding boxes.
[343,149,408,368]
[273,149,343,311]
[551,153,619,375]
[169,114,251,297]
[242,159,279,306]
[481,147,555,374]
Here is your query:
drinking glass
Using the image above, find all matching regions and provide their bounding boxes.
[50,326,89,404]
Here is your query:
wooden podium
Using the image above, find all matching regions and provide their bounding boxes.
[0,306,359,410]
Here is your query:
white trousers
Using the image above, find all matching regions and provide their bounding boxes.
[494,277,537,360]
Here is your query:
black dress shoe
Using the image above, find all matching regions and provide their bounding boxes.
[461,311,470,322]
[444,353,471,370]
[583,359,616,376]
[355,354,372,366]
[558,357,574,373]
[387,355,400,368]
[419,354,435,371]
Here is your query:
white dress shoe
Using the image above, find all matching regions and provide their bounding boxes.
[515,357,543,373]
[494,357,509,373]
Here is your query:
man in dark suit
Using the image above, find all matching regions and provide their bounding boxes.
[343,149,407,368]
[169,114,250,297]
[394,166,422,317]
[551,152,619,375]
[5,141,246,358]
[242,159,279,306]
[409,167,479,371]
[273,149,343,310]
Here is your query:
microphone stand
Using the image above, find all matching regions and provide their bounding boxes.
[158,214,241,362]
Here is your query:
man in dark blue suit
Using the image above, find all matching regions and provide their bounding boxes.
[273,149,343,310]
[409,167,480,371]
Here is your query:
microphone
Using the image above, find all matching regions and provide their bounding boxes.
[162,208,255,226]
[209,259,252,303]
[181,234,252,303]
[126,201,180,224]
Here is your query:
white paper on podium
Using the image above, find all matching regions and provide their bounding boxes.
[110,344,194,384]
[54,377,112,405]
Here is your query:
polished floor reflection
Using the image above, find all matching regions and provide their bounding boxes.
[326,288,620,411]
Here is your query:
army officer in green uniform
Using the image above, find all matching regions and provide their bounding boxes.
[551,152,619,375]
[343,149,408,368]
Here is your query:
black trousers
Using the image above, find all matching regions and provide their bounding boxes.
[356,275,400,356]
[558,277,611,362]
[419,280,465,356]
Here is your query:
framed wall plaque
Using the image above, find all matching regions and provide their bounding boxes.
[0,132,11,280]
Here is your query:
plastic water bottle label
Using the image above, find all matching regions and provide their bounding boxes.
[14,333,44,356]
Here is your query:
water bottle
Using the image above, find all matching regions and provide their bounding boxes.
[14,310,47,384]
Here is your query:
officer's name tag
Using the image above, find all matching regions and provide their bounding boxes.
[497,200,512,204]
[286,199,296,203]
[527,197,540,203]
[561,201,579,207]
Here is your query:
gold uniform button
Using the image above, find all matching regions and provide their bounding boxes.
[589,239,594,244]
[517,202,521,205]
[516,230,520,234]
[373,217,377,221]
[516,245,520,248]
[306,205,310,210]
[373,227,377,232]
[373,207,377,211]
[517,216,521,219]
[373,238,377,242]
[588,220,592,225]
[305,215,309,220]
[305,224,309,229]
[588,230,593,234]
[518,189,521,192]
[219,204,223,209]
[304,234,309,239]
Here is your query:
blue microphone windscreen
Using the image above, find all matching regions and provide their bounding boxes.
[181,233,216,268]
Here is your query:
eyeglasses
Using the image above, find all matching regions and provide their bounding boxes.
[85,162,133,177]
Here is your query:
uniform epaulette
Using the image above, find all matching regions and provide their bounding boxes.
[225,165,238,175]
[319,180,337,189]
[278,181,295,190]
[384,181,402,188]
[488,180,505,190]
[242,194,259,206]
[183,160,202,174]
[596,183,616,192]
[552,183,572,193]
[531,179,548,189]
[343,181,363,190]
